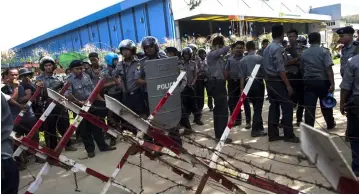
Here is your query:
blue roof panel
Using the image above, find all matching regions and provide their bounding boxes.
[14,0,152,49]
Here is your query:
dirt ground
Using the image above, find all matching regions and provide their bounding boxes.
[18,65,350,194]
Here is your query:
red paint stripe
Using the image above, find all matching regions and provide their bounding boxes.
[151,92,171,117]
[247,175,299,194]
[27,120,44,139]
[54,125,77,153]
[86,168,110,182]
[148,128,181,155]
[227,93,247,129]
[80,111,109,131]
[13,115,22,125]
[118,148,131,169]
[25,191,32,194]
[337,176,359,193]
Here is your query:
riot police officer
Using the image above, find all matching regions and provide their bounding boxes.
[337,26,359,77]
[239,41,267,137]
[207,35,231,143]
[340,54,359,176]
[179,47,204,126]
[36,56,77,151]
[114,39,145,135]
[65,60,116,159]
[300,32,336,129]
[225,41,251,128]
[137,36,182,146]
[263,24,299,143]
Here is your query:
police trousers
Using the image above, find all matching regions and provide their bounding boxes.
[195,76,213,111]
[266,78,295,138]
[1,158,19,194]
[208,79,229,139]
[347,96,359,176]
[287,72,304,123]
[43,104,71,149]
[246,79,265,131]
[181,85,202,121]
[77,100,109,153]
[228,79,251,124]
[303,80,335,127]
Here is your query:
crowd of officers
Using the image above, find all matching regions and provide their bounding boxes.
[2,24,359,193]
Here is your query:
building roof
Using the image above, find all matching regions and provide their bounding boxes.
[13,0,152,50]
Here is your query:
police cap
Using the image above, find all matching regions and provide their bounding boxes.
[69,60,83,69]
[336,26,355,35]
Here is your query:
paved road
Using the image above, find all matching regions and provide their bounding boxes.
[18,65,349,194]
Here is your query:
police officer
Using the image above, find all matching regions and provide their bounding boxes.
[65,60,116,159]
[284,29,306,126]
[337,26,359,77]
[137,36,183,146]
[114,39,145,135]
[300,32,336,130]
[36,56,77,151]
[263,24,299,143]
[340,54,359,176]
[239,41,267,137]
[195,48,213,111]
[137,36,168,116]
[165,47,179,57]
[179,47,204,126]
[207,35,232,143]
[257,39,269,57]
[188,43,198,60]
[87,52,103,85]
[225,41,251,128]
[102,52,122,146]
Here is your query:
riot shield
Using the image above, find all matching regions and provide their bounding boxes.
[145,57,181,129]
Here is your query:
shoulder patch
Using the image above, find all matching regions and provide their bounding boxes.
[353,41,359,46]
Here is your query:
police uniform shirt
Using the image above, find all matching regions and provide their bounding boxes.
[36,74,64,91]
[178,60,197,85]
[340,41,359,75]
[300,44,333,80]
[65,72,95,101]
[238,51,264,79]
[206,46,230,79]
[262,40,287,77]
[225,54,243,80]
[340,54,359,97]
[116,59,141,93]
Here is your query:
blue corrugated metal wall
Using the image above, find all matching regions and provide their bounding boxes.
[13,0,174,65]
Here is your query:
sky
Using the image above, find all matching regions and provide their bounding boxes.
[0,0,358,51]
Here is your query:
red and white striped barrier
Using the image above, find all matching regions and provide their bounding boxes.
[25,79,105,194]
[148,71,186,120]
[13,86,42,125]
[13,82,70,158]
[101,71,187,194]
[195,64,299,194]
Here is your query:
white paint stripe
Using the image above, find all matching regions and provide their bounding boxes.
[111,182,133,193]
[39,103,56,121]
[168,71,186,95]
[27,163,51,193]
